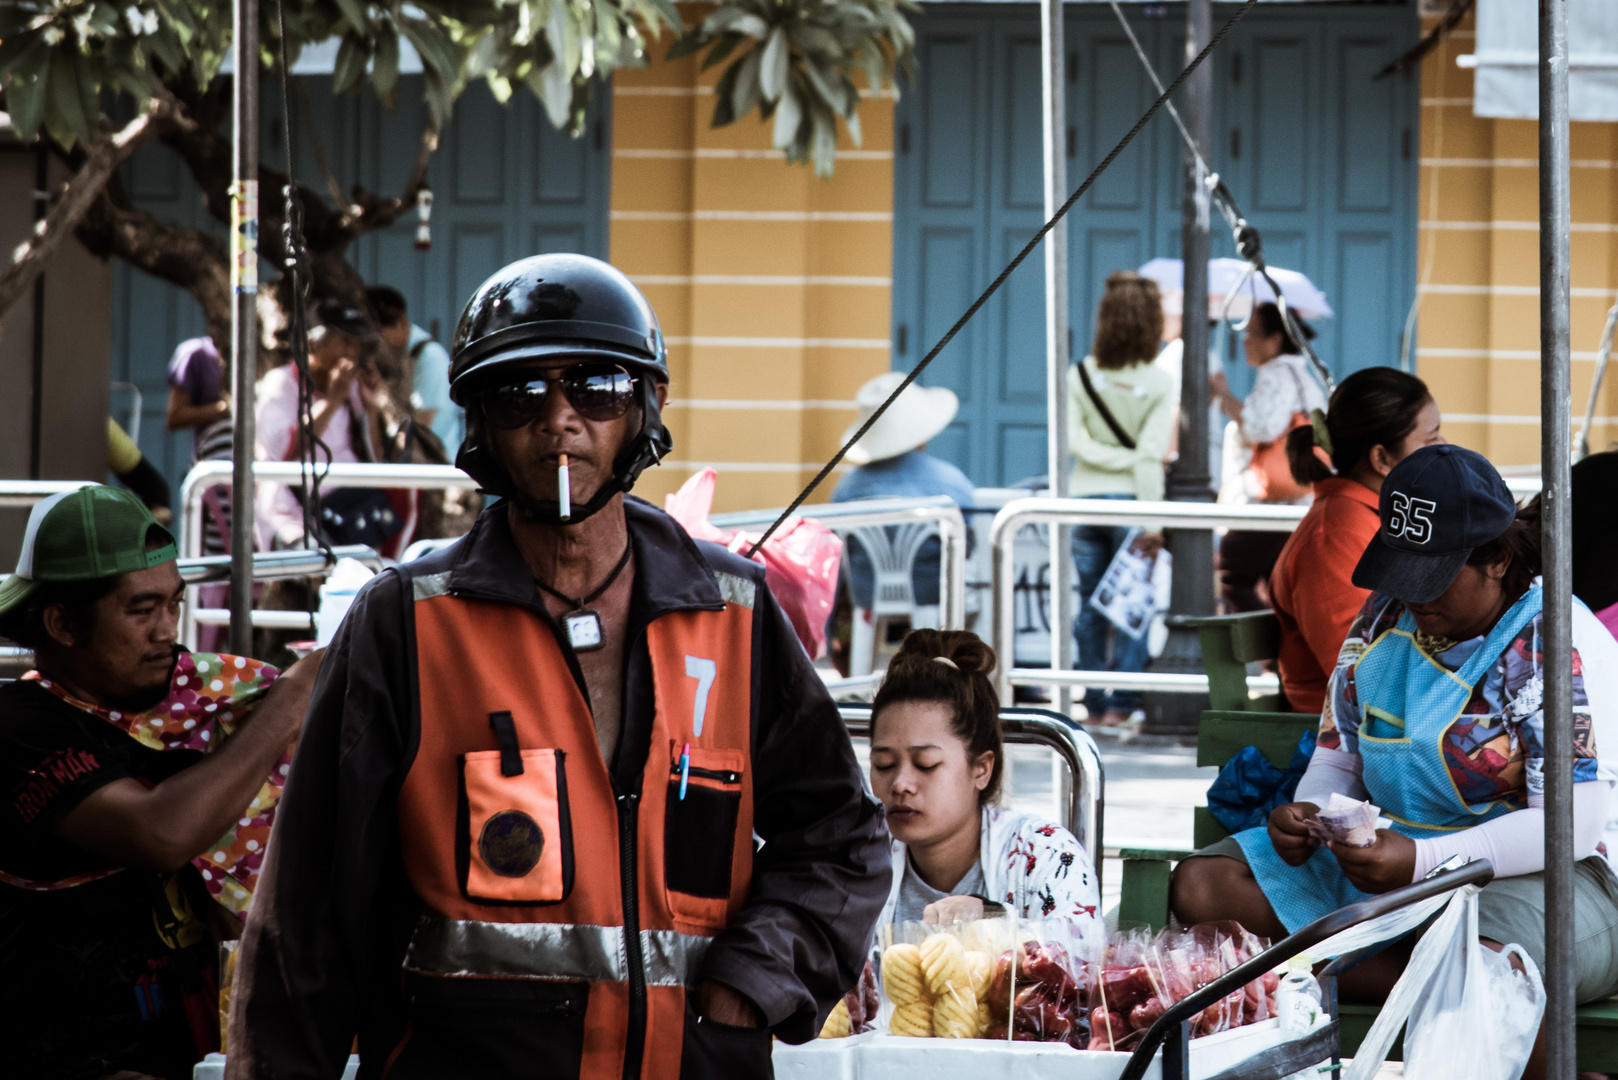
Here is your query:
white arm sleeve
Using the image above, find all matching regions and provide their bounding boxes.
[1293,746,1367,809]
[1410,780,1612,881]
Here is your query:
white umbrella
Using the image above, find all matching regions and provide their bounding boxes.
[1138,257,1335,321]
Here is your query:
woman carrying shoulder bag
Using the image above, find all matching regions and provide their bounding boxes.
[1067,271,1176,725]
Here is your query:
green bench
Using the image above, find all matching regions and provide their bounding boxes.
[1115,609,1618,1071]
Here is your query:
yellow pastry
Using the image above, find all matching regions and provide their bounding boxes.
[919,933,969,998]
[882,943,929,1006]
[819,999,851,1039]
[890,999,934,1038]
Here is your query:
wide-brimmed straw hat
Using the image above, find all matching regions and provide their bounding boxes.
[841,371,959,466]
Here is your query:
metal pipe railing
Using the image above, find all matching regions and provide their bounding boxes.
[0,480,99,508]
[990,497,1307,704]
[178,460,480,561]
[838,703,1105,876]
[712,496,968,631]
[1120,859,1495,1080]
[176,461,476,648]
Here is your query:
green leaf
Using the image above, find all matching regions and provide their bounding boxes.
[423,69,453,129]
[800,54,846,114]
[46,49,95,148]
[6,51,49,144]
[331,0,371,35]
[647,0,682,33]
[730,43,761,121]
[811,106,837,177]
[398,16,459,82]
[0,29,42,79]
[698,32,744,72]
[710,58,740,126]
[665,30,707,61]
[333,33,367,94]
[771,82,801,149]
[759,26,786,102]
[372,25,400,99]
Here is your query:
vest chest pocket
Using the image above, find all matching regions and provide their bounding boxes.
[457,731,575,905]
[664,744,744,905]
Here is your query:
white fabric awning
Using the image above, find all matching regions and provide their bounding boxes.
[1463,0,1618,122]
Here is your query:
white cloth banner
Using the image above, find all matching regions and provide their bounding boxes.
[1468,0,1618,122]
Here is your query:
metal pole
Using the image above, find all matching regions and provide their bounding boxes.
[229,0,259,655]
[1145,0,1215,735]
[1040,0,1073,712]
[1539,0,1574,1073]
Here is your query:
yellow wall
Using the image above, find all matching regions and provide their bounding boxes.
[610,22,895,513]
[1416,11,1618,466]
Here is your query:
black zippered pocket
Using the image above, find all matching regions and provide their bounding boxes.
[664,747,743,902]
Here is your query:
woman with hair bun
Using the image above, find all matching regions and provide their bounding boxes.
[1267,367,1444,713]
[867,630,1101,930]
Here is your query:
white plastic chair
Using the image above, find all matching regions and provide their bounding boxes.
[847,521,941,677]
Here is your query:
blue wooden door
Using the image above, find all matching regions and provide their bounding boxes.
[891,3,1418,485]
[108,76,611,501]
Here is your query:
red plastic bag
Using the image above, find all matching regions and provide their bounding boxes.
[664,469,843,660]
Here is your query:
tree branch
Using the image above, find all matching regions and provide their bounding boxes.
[344,121,439,235]
[0,92,189,317]
[77,189,233,357]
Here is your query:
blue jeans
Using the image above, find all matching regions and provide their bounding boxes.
[1072,494,1148,715]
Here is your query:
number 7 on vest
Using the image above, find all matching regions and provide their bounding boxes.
[685,656,716,737]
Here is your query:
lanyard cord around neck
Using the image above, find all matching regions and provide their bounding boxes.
[535,542,633,612]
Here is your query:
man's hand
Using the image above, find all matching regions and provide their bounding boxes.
[922,895,984,928]
[695,980,762,1028]
[1329,830,1416,894]
[257,648,324,744]
[1267,802,1321,867]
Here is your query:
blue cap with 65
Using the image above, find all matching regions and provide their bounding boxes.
[1351,444,1518,604]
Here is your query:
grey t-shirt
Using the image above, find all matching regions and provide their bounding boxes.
[893,852,987,927]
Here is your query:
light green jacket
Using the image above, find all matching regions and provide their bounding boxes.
[1067,355,1176,501]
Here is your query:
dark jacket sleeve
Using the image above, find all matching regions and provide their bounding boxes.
[697,585,892,1044]
[226,570,418,1079]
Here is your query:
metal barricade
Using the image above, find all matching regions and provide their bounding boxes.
[711,496,968,631]
[176,461,478,647]
[0,480,101,508]
[989,497,1308,704]
[838,702,1105,876]
[177,460,480,561]
[0,546,383,660]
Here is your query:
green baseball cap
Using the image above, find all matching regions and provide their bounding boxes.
[0,485,178,617]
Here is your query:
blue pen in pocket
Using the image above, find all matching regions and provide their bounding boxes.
[679,742,690,801]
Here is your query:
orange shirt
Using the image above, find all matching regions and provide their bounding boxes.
[1268,477,1382,714]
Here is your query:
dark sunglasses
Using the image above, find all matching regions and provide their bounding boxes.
[477,365,639,429]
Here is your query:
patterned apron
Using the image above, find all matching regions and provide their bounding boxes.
[1234,583,1542,932]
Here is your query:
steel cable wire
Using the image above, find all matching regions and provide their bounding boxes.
[1106,0,1333,394]
[745,0,1262,555]
[274,0,338,622]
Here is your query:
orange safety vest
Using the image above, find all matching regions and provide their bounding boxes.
[390,567,758,1079]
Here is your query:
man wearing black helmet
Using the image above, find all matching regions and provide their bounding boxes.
[227,255,891,1080]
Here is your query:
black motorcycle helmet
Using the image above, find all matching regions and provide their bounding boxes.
[449,254,673,525]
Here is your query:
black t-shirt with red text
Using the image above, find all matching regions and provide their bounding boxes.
[0,678,219,1079]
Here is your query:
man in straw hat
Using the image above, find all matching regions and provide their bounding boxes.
[833,371,975,620]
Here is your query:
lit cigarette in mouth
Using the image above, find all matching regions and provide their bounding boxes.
[558,454,572,521]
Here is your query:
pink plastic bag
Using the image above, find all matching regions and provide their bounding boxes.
[664,469,843,659]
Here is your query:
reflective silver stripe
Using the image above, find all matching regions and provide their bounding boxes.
[713,571,755,610]
[404,916,713,987]
[412,570,452,601]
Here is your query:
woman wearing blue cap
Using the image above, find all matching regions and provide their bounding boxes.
[1173,445,1618,1069]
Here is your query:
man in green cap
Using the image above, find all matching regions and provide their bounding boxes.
[0,484,320,1080]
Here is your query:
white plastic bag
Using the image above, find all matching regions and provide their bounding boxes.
[1344,885,1544,1080]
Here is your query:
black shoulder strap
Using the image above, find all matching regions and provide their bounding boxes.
[1076,360,1137,451]
[409,336,429,360]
